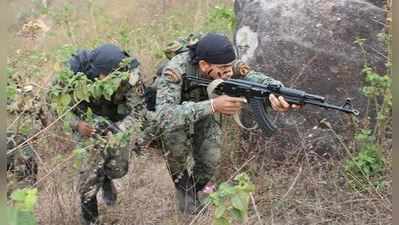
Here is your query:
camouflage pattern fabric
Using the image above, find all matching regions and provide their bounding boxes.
[48,59,146,224]
[153,51,283,212]
[163,32,204,60]
[75,123,131,225]
[73,67,145,225]
[7,132,37,194]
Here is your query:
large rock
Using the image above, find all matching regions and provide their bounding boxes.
[234,0,386,160]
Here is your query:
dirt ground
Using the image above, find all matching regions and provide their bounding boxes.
[6,0,391,224]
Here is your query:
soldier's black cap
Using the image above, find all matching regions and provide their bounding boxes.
[69,43,140,80]
[191,33,236,65]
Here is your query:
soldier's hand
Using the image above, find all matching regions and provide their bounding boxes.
[77,121,96,137]
[269,94,302,112]
[212,95,246,115]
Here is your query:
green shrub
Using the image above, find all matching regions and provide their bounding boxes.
[7,188,38,225]
[204,5,236,35]
[208,173,255,225]
[344,129,385,191]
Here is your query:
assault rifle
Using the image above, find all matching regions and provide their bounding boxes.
[185,76,359,136]
[93,118,121,136]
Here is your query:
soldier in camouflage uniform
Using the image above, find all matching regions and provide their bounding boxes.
[152,33,300,214]
[55,43,147,225]
[7,132,38,195]
[7,60,45,194]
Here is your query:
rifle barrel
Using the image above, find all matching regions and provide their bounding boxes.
[185,76,359,116]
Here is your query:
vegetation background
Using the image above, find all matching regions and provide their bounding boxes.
[6,0,391,224]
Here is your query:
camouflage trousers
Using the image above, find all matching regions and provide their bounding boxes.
[161,115,223,194]
[76,134,130,224]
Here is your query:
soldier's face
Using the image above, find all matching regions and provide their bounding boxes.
[199,60,234,80]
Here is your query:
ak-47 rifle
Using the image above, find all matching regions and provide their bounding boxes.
[185,76,360,137]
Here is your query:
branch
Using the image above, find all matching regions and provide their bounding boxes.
[7,100,82,156]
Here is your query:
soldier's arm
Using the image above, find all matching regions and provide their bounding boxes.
[233,60,283,86]
[154,71,213,131]
[115,69,147,133]
[232,61,292,111]
[119,68,214,150]
[68,112,81,131]
[235,63,300,111]
[65,103,90,133]
[115,65,213,134]
[244,71,283,86]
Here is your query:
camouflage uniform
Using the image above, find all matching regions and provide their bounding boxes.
[65,66,146,225]
[155,51,282,213]
[49,43,149,224]
[7,132,37,194]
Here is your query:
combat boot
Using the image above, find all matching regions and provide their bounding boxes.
[101,177,117,206]
[175,187,202,215]
[80,196,99,225]
[173,171,204,215]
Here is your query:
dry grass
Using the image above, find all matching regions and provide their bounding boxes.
[7,0,391,224]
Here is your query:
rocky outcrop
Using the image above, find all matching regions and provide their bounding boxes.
[234,0,386,159]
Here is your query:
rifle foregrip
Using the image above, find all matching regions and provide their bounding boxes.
[248,97,277,137]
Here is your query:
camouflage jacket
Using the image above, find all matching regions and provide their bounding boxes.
[48,66,146,135]
[154,51,283,129]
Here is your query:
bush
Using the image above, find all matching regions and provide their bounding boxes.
[345,129,385,191]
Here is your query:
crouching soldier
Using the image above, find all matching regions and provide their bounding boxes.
[147,32,301,215]
[49,43,147,225]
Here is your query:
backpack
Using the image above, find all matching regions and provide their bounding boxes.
[163,32,204,60]
[144,32,205,111]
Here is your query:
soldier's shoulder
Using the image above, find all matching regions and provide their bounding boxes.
[162,52,191,83]
[233,60,251,77]
[166,52,191,69]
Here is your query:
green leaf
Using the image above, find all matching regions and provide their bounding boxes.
[10,188,38,212]
[219,183,235,196]
[7,207,18,225]
[113,77,122,87]
[24,189,38,211]
[10,190,26,202]
[209,192,220,206]
[209,173,254,225]
[231,195,244,211]
[7,84,17,101]
[215,205,226,218]
[73,79,90,102]
[214,217,229,225]
[104,87,114,100]
[238,192,250,208]
[229,208,243,221]
[16,210,37,225]
[60,94,71,107]
[91,84,102,99]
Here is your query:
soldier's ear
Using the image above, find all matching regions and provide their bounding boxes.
[198,60,210,72]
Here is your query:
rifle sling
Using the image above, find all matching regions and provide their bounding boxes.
[206,79,257,131]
